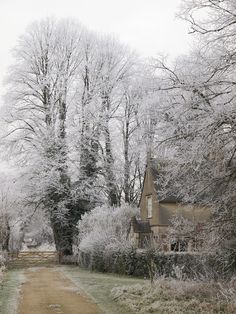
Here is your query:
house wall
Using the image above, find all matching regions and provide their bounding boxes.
[159,203,211,223]
[128,225,139,247]
[137,164,212,251]
[140,172,211,228]
[139,166,160,226]
[151,225,168,234]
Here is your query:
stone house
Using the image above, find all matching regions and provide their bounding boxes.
[129,160,212,251]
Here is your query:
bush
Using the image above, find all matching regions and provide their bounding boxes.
[77,204,138,259]
[111,279,236,314]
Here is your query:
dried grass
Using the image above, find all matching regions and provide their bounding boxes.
[111,278,236,313]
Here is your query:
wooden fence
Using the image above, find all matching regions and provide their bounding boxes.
[7,250,59,267]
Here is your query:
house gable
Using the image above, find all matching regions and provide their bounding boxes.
[139,165,160,226]
[139,160,211,228]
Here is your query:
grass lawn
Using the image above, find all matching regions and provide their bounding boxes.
[61,266,236,314]
[0,269,25,314]
[61,265,146,314]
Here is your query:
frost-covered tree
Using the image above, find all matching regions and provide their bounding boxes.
[95,37,138,206]
[152,0,236,258]
[4,18,84,255]
[3,18,149,257]
[69,35,147,207]
[118,79,146,204]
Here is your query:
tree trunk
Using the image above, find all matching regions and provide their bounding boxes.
[102,94,120,206]
[51,217,73,258]
[124,118,130,203]
[2,220,10,252]
[104,119,119,206]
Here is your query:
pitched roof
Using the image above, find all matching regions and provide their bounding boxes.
[149,160,183,203]
[135,158,212,229]
[149,158,210,205]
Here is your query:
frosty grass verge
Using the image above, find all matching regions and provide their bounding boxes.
[111,278,236,314]
[0,269,25,314]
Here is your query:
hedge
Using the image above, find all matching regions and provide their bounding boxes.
[78,248,236,279]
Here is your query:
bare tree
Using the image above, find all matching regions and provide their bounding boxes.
[3,17,149,257]
[150,0,236,261]
[4,18,84,256]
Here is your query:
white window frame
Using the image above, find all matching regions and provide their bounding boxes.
[146,195,153,218]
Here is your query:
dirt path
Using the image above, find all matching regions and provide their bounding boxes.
[17,268,101,314]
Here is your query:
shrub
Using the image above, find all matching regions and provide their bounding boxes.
[79,248,235,280]
[111,279,236,314]
[77,204,138,269]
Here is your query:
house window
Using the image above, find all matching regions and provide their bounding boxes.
[171,240,188,252]
[171,242,179,252]
[146,195,152,218]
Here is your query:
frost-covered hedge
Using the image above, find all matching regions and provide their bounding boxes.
[79,248,235,279]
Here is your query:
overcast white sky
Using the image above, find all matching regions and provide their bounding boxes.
[0,0,191,100]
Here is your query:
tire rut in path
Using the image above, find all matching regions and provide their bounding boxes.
[17,267,101,314]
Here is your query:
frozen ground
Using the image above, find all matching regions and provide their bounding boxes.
[17,267,101,314]
[2,266,234,314]
[0,266,145,314]
[62,266,146,314]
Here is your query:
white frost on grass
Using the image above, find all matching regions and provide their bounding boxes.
[0,270,26,314]
[111,279,236,314]
[61,266,145,314]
